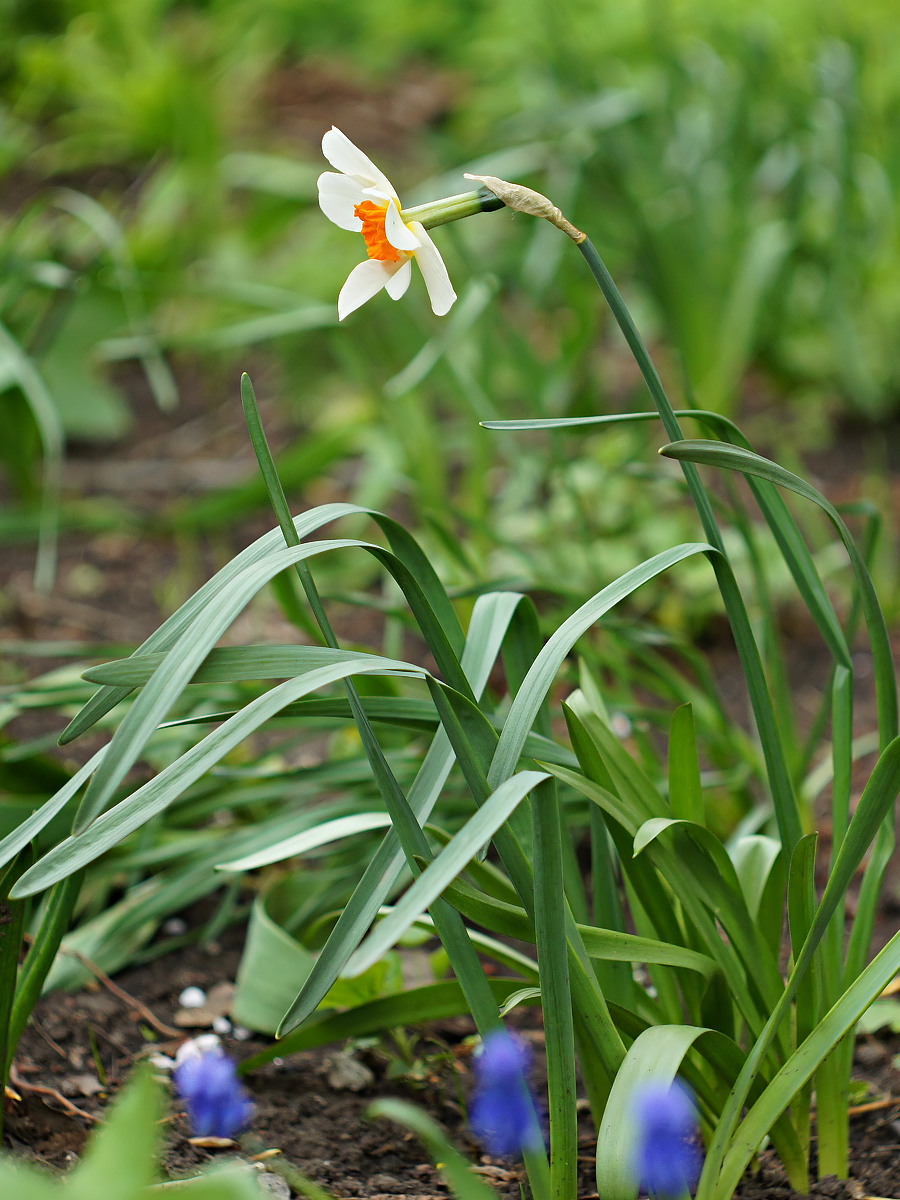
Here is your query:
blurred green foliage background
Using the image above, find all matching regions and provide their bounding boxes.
[1,0,898,613]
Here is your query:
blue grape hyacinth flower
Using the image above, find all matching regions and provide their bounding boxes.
[174,1048,253,1139]
[469,1028,544,1158]
[631,1079,702,1198]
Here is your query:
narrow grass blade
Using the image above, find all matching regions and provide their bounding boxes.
[58,501,364,743]
[441,875,717,977]
[488,543,714,788]
[0,747,108,872]
[715,929,900,1200]
[668,704,704,824]
[697,735,900,1198]
[240,977,537,1069]
[218,814,395,873]
[81,645,407,686]
[276,592,535,1035]
[660,440,897,747]
[10,659,426,897]
[345,770,549,976]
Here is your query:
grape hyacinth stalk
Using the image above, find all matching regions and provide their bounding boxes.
[631,1080,703,1199]
[173,1046,254,1140]
[470,1029,545,1158]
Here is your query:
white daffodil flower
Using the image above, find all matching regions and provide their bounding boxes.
[317,126,457,321]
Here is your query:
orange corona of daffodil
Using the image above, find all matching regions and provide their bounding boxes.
[317,127,457,320]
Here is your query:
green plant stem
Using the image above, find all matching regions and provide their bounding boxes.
[531,779,577,1199]
[8,870,84,1072]
[575,238,802,854]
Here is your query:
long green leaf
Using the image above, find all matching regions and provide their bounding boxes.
[277,591,534,1034]
[488,543,715,787]
[668,704,704,824]
[10,659,426,897]
[240,977,537,1069]
[367,1099,499,1200]
[81,645,404,686]
[595,1024,807,1200]
[660,440,897,746]
[0,747,107,872]
[217,813,395,872]
[697,735,900,1198]
[714,929,900,1200]
[440,875,718,977]
[58,501,365,743]
[344,770,550,976]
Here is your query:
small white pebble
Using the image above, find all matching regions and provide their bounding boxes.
[610,711,632,738]
[233,1025,252,1041]
[258,1174,291,1198]
[174,1034,221,1067]
[178,986,207,1008]
[148,1053,177,1071]
[163,917,188,936]
[211,1016,232,1034]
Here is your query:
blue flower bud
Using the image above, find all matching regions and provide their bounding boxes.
[174,1050,253,1140]
[470,1029,544,1158]
[631,1079,702,1198]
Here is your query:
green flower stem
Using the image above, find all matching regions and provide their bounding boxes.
[403,188,505,230]
[532,778,577,1200]
[575,237,803,854]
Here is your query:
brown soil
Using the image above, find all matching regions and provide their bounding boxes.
[5,912,900,1199]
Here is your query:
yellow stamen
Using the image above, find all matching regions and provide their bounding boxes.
[355,201,404,262]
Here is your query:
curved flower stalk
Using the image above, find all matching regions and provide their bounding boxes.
[318,126,458,321]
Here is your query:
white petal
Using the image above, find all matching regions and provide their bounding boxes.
[322,127,399,201]
[318,172,365,230]
[385,261,412,300]
[408,222,457,316]
[338,258,402,320]
[384,201,421,253]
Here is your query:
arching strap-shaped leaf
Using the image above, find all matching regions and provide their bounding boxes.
[439,874,718,978]
[632,817,784,1023]
[544,762,776,1046]
[59,502,364,744]
[595,1026,807,1200]
[483,410,850,670]
[343,770,550,977]
[0,746,108,873]
[61,501,468,745]
[10,658,425,898]
[697,735,900,1200]
[71,526,480,834]
[239,977,537,1069]
[714,928,900,1200]
[276,590,536,1035]
[217,813,395,873]
[488,543,715,788]
[660,441,897,745]
[81,644,402,686]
